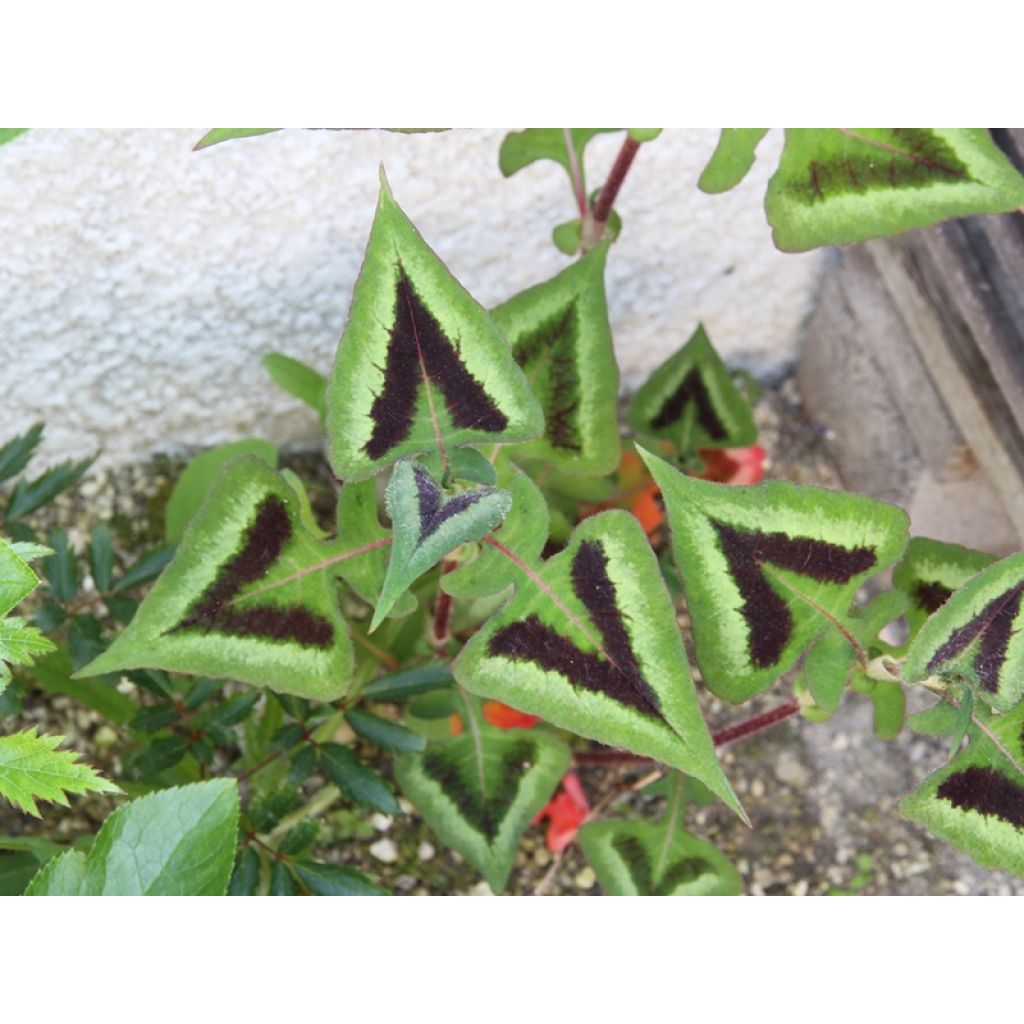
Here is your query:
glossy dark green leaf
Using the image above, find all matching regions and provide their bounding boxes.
[293,860,387,896]
[279,819,319,856]
[345,709,426,753]
[263,353,327,417]
[0,423,43,484]
[131,704,179,733]
[68,614,105,671]
[106,595,138,625]
[209,691,260,726]
[110,545,176,593]
[227,845,261,895]
[269,859,298,895]
[88,523,115,593]
[41,530,78,604]
[320,742,400,814]
[0,850,45,895]
[183,677,222,710]
[288,744,318,784]
[250,786,299,832]
[127,735,189,778]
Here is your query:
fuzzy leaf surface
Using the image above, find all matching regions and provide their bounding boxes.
[76,457,354,701]
[698,129,769,193]
[0,728,119,816]
[765,129,1024,251]
[395,702,569,892]
[27,779,240,895]
[326,172,543,480]
[627,324,757,455]
[456,510,742,818]
[642,449,909,703]
[371,461,509,629]
[904,553,1024,713]
[492,243,620,474]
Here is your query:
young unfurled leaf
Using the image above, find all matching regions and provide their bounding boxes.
[579,775,742,896]
[901,698,1024,878]
[627,325,757,456]
[455,510,742,819]
[0,728,119,816]
[892,537,997,647]
[442,456,548,601]
[498,128,619,190]
[165,439,279,543]
[903,554,1024,714]
[698,129,770,194]
[492,243,620,475]
[395,699,569,892]
[326,172,543,480]
[262,353,327,418]
[765,129,1024,252]
[76,457,354,701]
[642,448,909,703]
[371,461,510,629]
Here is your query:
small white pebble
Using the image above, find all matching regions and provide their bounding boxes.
[791,880,809,896]
[749,778,765,799]
[371,813,393,832]
[830,733,849,752]
[467,881,495,896]
[369,838,398,864]
[574,867,597,889]
[417,841,435,862]
[952,879,970,895]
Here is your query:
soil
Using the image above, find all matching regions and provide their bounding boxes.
[4,378,1022,896]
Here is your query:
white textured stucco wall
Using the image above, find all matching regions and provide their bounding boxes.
[0,128,821,466]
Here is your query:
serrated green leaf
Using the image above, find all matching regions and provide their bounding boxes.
[893,537,998,647]
[76,457,354,701]
[0,536,41,616]
[325,172,543,480]
[765,129,1024,252]
[455,510,742,818]
[643,449,909,703]
[395,705,569,892]
[320,743,400,814]
[492,243,620,475]
[0,727,119,816]
[165,439,279,543]
[901,698,1024,877]
[371,460,510,629]
[126,734,189,779]
[904,553,1024,714]
[442,456,548,601]
[194,128,282,150]
[0,423,43,484]
[362,661,454,701]
[628,324,757,455]
[0,616,54,669]
[25,849,89,895]
[498,128,619,191]
[88,523,115,593]
[263,353,327,417]
[579,775,742,895]
[227,845,261,895]
[41,529,78,604]
[698,129,769,193]
[10,542,52,563]
[345,709,426,753]
[5,455,95,520]
[293,860,388,895]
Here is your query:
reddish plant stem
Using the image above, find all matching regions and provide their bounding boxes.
[591,135,641,225]
[571,699,801,767]
[432,560,458,643]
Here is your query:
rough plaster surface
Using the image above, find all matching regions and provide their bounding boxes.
[1,128,821,467]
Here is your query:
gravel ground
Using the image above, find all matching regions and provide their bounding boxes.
[4,380,1021,895]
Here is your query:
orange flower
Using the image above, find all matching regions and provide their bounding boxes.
[533,772,590,853]
[697,445,766,485]
[449,701,541,735]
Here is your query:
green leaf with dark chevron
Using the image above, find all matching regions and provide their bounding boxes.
[498,128,619,191]
[627,324,757,456]
[371,460,510,630]
[698,129,769,193]
[901,698,1024,878]
[74,457,354,701]
[642,448,909,704]
[326,170,543,480]
[455,510,742,819]
[394,698,569,892]
[579,775,741,896]
[893,537,998,648]
[442,455,548,601]
[764,129,1024,252]
[904,554,1024,714]
[492,243,620,475]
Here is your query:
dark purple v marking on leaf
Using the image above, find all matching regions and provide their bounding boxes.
[487,540,663,719]
[364,268,509,460]
[170,495,334,649]
[412,462,486,539]
[650,368,726,440]
[938,765,1024,830]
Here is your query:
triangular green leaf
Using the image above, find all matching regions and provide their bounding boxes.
[642,448,909,703]
[0,727,119,816]
[395,701,569,892]
[904,553,1024,714]
[698,129,769,194]
[492,243,620,474]
[627,325,757,455]
[26,779,240,895]
[442,456,548,601]
[76,457,354,701]
[371,461,510,630]
[579,776,742,895]
[326,172,543,480]
[455,510,742,819]
[765,129,1024,252]
[892,536,998,647]
[901,698,1024,878]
